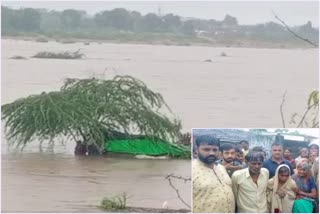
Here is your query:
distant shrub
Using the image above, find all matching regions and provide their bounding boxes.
[35,37,49,43]
[10,55,27,60]
[32,49,84,59]
[59,39,76,44]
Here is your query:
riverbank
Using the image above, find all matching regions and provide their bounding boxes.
[2,32,316,49]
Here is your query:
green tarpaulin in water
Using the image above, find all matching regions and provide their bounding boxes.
[104,138,189,157]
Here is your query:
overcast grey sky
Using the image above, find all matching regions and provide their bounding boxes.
[2,1,319,27]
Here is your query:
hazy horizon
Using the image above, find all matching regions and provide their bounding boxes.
[2,1,319,27]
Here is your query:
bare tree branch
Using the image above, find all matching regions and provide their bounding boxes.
[166,174,191,182]
[280,90,287,128]
[272,11,318,47]
[312,122,319,128]
[296,102,318,128]
[165,174,191,209]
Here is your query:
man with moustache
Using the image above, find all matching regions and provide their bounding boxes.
[263,143,293,178]
[232,150,269,213]
[216,143,243,177]
[193,135,235,213]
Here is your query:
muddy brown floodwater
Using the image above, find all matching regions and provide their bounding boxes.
[2,150,191,212]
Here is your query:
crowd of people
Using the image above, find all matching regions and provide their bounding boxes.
[192,135,319,213]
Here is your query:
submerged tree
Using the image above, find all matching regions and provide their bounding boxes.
[1,75,182,152]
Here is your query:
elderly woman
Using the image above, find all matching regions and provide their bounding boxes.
[292,158,317,213]
[267,164,297,213]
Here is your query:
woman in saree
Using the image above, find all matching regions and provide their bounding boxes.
[292,158,317,213]
[267,164,297,213]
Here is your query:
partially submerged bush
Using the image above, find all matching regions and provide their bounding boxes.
[32,49,84,59]
[100,192,128,211]
[10,55,27,60]
[59,39,76,44]
[35,37,49,43]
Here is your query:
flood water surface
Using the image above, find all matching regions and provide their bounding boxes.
[2,39,318,128]
[2,152,190,212]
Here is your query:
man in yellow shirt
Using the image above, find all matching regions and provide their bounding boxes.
[232,150,269,213]
[193,135,235,213]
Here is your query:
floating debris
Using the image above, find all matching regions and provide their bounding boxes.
[220,52,227,57]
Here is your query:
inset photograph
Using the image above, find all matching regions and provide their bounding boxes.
[192,128,319,213]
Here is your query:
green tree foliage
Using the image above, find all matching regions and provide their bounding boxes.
[222,14,238,26]
[249,129,268,133]
[274,129,289,133]
[39,10,62,32]
[2,6,41,32]
[21,8,41,31]
[1,6,13,31]
[138,13,163,32]
[180,20,195,36]
[61,9,85,30]
[162,13,181,32]
[1,76,182,150]
[95,8,134,30]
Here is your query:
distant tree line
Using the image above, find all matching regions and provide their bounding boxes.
[1,6,196,36]
[1,6,318,45]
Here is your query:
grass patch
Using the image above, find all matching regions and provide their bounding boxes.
[100,192,128,211]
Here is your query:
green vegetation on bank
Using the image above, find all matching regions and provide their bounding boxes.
[2,6,318,47]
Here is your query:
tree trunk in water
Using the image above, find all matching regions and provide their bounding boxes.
[74,141,87,156]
